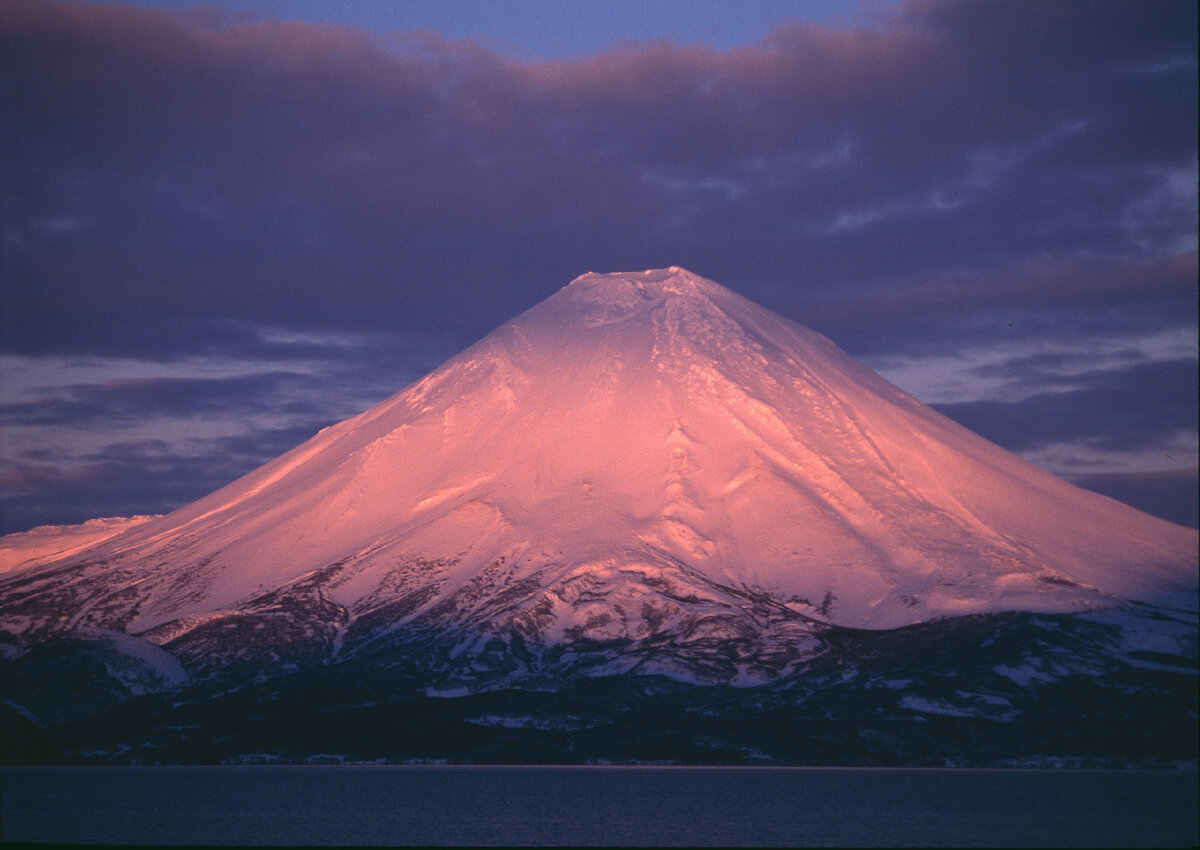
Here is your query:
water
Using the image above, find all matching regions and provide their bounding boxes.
[2,765,1196,847]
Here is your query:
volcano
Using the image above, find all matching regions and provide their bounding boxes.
[2,267,1196,764]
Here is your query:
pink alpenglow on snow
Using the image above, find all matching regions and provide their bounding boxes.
[0,515,158,575]
[1,268,1195,683]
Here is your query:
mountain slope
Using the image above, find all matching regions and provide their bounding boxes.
[0,268,1195,695]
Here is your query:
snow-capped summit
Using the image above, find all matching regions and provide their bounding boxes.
[1,268,1195,688]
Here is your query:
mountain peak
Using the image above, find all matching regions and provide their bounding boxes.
[568,266,703,287]
[561,266,722,305]
[522,267,755,351]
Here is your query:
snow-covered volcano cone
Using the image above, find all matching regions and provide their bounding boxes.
[1,267,1195,685]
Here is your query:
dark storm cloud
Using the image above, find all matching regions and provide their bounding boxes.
[1,0,1195,530]
[0,323,446,437]
[1064,469,1199,529]
[0,324,456,533]
[3,0,1194,352]
[0,372,323,426]
[0,428,319,533]
[932,358,1199,455]
[795,252,1198,358]
[0,372,349,533]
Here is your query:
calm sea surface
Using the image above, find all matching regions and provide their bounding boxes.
[1,765,1196,847]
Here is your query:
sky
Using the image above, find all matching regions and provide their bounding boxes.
[1,0,1197,535]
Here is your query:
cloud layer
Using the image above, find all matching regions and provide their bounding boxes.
[2,0,1196,531]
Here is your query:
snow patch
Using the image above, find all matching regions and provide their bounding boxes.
[899,696,976,717]
[993,664,1055,687]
